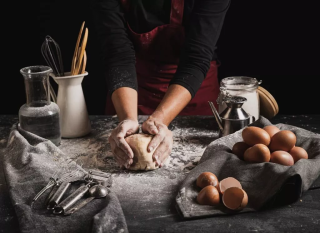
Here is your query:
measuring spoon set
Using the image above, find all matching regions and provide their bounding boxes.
[39,170,110,216]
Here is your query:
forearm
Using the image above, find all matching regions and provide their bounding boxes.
[151,84,191,126]
[112,87,138,122]
[172,0,230,97]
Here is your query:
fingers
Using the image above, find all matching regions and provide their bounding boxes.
[142,120,159,135]
[115,137,134,159]
[147,124,167,152]
[142,119,172,163]
[121,120,139,136]
[111,123,135,159]
[152,131,173,167]
[109,118,173,170]
[108,119,140,169]
[112,131,133,158]
[114,147,133,168]
[109,136,133,169]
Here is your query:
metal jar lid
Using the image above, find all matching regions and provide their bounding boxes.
[220,76,262,92]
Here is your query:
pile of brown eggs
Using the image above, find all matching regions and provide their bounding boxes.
[196,172,248,211]
[232,125,308,166]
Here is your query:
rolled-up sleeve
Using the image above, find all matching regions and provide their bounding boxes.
[170,0,231,98]
[91,0,137,95]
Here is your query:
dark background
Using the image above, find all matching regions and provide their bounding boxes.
[2,0,319,115]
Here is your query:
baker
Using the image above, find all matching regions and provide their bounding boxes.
[92,0,230,169]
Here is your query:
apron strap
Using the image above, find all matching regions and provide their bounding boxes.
[170,0,184,26]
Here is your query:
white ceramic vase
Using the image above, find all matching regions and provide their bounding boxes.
[51,72,91,138]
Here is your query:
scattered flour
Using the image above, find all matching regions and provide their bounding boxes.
[56,116,219,174]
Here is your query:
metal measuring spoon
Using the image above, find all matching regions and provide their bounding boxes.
[53,176,94,215]
[63,184,109,216]
[47,182,71,210]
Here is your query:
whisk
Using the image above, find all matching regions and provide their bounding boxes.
[32,158,88,204]
[41,35,65,103]
[41,35,64,77]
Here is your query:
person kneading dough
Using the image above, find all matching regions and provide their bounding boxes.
[125,134,159,171]
[93,0,231,169]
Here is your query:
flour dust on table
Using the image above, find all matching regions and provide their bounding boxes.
[58,116,219,174]
[36,115,220,232]
[2,115,320,233]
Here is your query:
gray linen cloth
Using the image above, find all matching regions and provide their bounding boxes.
[176,117,320,219]
[2,124,128,233]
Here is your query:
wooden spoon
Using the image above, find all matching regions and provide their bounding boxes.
[76,46,83,74]
[81,50,87,74]
[74,28,88,75]
[71,21,85,75]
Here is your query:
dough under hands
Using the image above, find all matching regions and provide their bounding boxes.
[125,134,159,171]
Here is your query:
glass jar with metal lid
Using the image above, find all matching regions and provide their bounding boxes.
[217,76,262,122]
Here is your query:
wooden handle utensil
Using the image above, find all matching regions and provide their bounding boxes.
[71,21,85,75]
[76,46,83,73]
[71,21,88,75]
[81,50,87,74]
[74,28,88,75]
[78,49,87,74]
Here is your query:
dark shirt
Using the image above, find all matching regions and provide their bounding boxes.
[91,0,230,97]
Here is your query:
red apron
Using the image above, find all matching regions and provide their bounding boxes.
[106,0,220,115]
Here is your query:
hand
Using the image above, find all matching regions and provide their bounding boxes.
[109,119,139,169]
[142,116,173,167]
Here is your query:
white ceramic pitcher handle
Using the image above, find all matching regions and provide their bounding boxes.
[48,73,57,103]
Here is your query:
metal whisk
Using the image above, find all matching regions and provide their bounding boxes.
[40,35,65,103]
[41,35,64,77]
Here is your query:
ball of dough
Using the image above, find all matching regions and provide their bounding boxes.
[125,134,159,171]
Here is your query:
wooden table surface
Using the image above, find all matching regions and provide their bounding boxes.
[1,114,320,233]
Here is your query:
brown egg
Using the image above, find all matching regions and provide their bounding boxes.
[197,186,220,206]
[270,151,294,166]
[244,144,270,163]
[242,126,271,146]
[196,172,219,189]
[218,177,242,195]
[263,125,280,138]
[269,130,296,152]
[222,187,248,210]
[289,146,308,163]
[232,142,250,160]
